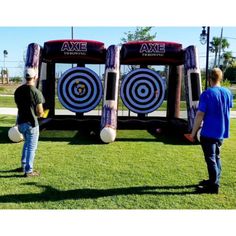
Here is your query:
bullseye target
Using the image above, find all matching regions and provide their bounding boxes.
[120,68,165,114]
[58,67,103,113]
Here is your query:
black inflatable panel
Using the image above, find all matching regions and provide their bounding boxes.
[43,40,106,64]
[120,41,184,65]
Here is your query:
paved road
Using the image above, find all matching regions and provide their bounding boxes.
[1,107,236,118]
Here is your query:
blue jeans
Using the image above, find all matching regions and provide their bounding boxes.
[200,136,223,187]
[18,123,39,173]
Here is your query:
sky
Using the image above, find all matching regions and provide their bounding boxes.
[1,26,236,77]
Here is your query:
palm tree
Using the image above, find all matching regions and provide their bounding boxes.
[210,37,230,67]
[121,27,157,71]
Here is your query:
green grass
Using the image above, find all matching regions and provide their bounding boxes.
[0,115,236,209]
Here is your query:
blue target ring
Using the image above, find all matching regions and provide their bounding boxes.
[58,67,103,113]
[120,68,165,114]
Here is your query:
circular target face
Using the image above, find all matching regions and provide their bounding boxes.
[58,67,103,113]
[120,68,165,114]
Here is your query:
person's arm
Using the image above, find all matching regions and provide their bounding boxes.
[190,110,205,139]
[36,103,44,118]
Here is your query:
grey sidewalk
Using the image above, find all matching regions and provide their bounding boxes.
[1,107,236,118]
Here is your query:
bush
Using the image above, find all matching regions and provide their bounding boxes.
[10,77,22,83]
[224,67,236,83]
[221,79,231,87]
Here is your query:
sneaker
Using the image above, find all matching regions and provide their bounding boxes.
[24,171,40,177]
[196,185,219,194]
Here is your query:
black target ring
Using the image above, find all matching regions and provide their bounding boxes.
[58,67,103,113]
[120,68,165,114]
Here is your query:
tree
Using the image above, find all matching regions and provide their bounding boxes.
[221,51,236,71]
[121,27,157,43]
[224,65,236,83]
[121,27,157,71]
[210,37,230,67]
[1,68,9,84]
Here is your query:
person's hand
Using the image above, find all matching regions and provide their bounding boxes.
[42,109,49,118]
[184,133,195,143]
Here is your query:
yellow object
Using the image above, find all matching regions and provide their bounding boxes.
[42,109,49,118]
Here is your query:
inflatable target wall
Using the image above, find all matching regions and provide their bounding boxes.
[118,41,202,135]
[23,39,202,142]
[24,39,106,132]
[118,41,183,131]
[42,40,105,119]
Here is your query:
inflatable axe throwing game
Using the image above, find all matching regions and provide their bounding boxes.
[11,38,202,144]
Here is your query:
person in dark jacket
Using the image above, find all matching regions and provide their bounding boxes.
[14,68,45,177]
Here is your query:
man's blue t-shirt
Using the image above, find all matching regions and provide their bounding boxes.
[198,86,233,139]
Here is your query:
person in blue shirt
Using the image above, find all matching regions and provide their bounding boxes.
[190,68,233,194]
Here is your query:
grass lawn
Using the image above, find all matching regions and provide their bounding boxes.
[0,115,236,209]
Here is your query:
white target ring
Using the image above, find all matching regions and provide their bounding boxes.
[120,68,165,114]
[58,67,103,113]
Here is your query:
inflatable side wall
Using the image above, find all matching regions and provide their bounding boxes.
[25,43,42,87]
[184,45,202,131]
[100,45,120,143]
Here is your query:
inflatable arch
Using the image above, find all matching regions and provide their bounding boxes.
[22,39,201,143]
[117,41,202,135]
[41,39,106,117]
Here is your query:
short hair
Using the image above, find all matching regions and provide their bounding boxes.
[210,68,223,83]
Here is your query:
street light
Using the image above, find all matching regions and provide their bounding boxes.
[71,26,74,40]
[3,50,8,69]
[2,50,8,84]
[200,26,210,90]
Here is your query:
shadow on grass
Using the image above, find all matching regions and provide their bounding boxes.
[0,126,12,144]
[39,129,103,145]
[0,126,197,146]
[148,130,193,145]
[116,129,196,145]
[0,168,25,177]
[0,183,198,204]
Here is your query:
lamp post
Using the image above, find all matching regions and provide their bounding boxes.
[71,26,74,68]
[3,50,8,69]
[71,26,74,40]
[2,50,9,84]
[200,26,210,90]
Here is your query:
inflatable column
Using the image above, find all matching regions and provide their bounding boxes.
[25,43,42,87]
[9,43,42,142]
[100,45,120,143]
[184,46,202,131]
